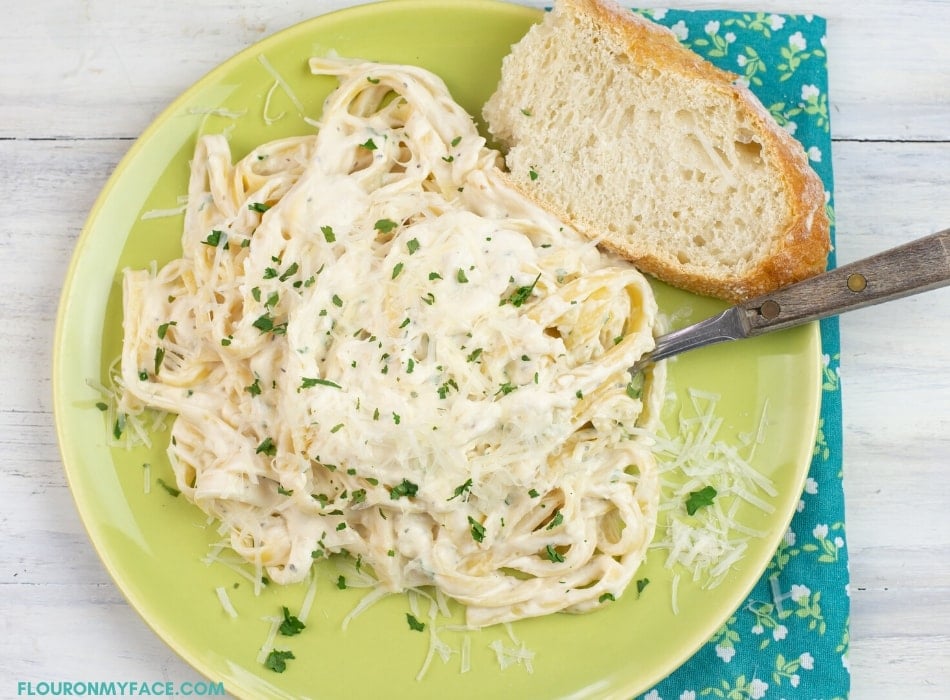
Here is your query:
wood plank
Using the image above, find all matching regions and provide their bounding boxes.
[3,0,949,141]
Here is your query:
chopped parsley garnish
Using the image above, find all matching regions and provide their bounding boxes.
[636,578,651,596]
[685,486,717,515]
[350,489,367,504]
[278,262,299,282]
[545,510,564,530]
[543,544,565,563]
[442,155,454,163]
[428,271,442,281]
[264,649,294,673]
[156,321,176,340]
[392,262,404,279]
[599,592,615,603]
[374,218,398,233]
[95,402,108,412]
[153,347,165,374]
[299,377,341,390]
[447,478,473,501]
[503,273,542,307]
[246,377,262,396]
[450,136,462,147]
[277,485,293,496]
[626,375,644,400]
[437,379,458,399]
[248,202,271,213]
[468,516,486,543]
[406,613,426,632]
[156,478,180,498]
[528,488,540,498]
[360,138,378,150]
[456,268,469,283]
[278,606,306,636]
[389,478,419,500]
[466,347,483,363]
[321,225,336,243]
[256,437,277,457]
[202,229,225,247]
[252,313,275,332]
[336,575,347,590]
[407,238,420,254]
[528,167,539,181]
[496,381,517,396]
[331,293,343,307]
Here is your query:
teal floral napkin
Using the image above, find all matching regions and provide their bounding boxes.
[625,8,850,700]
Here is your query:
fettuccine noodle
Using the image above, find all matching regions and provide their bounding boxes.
[120,58,665,627]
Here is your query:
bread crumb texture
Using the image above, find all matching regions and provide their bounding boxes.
[483,0,830,302]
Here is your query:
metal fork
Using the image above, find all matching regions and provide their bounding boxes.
[631,226,950,374]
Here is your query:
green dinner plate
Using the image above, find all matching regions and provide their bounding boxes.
[53,1,822,698]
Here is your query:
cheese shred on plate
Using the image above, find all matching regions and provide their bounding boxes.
[118,57,666,628]
[652,388,777,590]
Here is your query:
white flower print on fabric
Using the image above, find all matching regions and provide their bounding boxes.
[804,477,818,495]
[800,651,815,670]
[768,14,785,31]
[807,146,822,162]
[704,20,720,35]
[669,20,688,41]
[749,678,769,699]
[791,584,812,602]
[789,31,807,51]
[801,84,820,101]
[716,644,736,663]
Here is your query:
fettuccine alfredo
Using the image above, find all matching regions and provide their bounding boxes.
[119,57,665,627]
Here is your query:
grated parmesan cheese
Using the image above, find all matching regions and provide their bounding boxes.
[652,388,776,591]
[215,586,238,618]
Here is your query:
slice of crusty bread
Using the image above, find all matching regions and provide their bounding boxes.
[483,0,830,302]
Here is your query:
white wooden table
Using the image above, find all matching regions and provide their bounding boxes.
[3,0,948,697]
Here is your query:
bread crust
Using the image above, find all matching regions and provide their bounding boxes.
[491,0,831,302]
